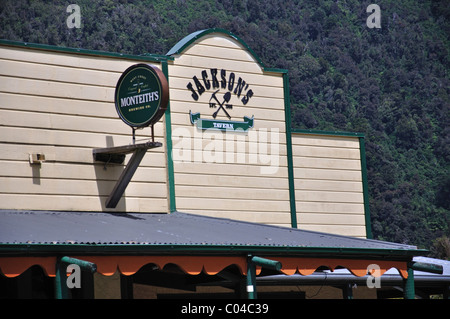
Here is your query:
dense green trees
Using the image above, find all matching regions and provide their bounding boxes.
[0,0,448,256]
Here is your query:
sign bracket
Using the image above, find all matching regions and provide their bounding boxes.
[93,141,162,208]
[131,124,155,145]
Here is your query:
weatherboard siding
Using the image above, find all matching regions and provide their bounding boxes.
[0,37,369,236]
[292,133,366,238]
[168,33,292,227]
[0,44,169,213]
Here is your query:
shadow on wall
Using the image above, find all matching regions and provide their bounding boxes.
[93,135,127,212]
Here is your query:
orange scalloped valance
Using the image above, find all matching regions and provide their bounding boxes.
[0,255,409,279]
[0,256,247,277]
[273,257,409,278]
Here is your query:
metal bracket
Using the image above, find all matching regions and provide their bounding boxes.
[93,141,162,208]
[247,255,282,299]
[55,256,97,299]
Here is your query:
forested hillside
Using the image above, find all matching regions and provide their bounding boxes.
[0,0,448,257]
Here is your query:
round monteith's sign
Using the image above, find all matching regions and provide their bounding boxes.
[115,64,169,128]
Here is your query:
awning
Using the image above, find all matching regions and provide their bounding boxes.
[257,256,450,286]
[0,210,426,279]
[0,255,410,278]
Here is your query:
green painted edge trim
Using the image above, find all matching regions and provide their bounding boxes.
[0,243,427,258]
[0,39,172,62]
[167,28,268,71]
[359,137,373,239]
[166,29,205,56]
[263,67,288,74]
[162,60,177,213]
[283,72,297,229]
[292,129,365,137]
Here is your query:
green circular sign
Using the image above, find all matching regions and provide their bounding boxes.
[115,64,169,128]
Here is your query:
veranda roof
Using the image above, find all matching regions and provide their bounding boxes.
[0,210,426,278]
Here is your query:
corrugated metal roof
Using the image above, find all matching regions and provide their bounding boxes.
[0,210,423,256]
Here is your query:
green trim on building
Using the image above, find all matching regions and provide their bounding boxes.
[292,128,365,137]
[167,28,265,67]
[0,39,172,62]
[0,243,426,258]
[283,73,298,229]
[161,60,177,213]
[166,28,289,75]
[359,137,373,239]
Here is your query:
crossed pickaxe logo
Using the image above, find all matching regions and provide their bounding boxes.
[209,90,232,119]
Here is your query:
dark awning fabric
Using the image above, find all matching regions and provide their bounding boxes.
[0,210,426,278]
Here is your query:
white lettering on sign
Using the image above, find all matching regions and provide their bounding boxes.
[120,91,159,107]
[213,122,234,129]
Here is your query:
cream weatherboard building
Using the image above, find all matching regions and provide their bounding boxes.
[0,29,436,299]
[0,29,369,237]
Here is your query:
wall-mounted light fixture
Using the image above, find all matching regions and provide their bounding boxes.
[29,153,46,165]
